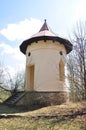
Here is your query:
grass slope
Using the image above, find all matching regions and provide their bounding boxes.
[0,102,86,130]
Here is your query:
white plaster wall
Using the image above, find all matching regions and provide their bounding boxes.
[25,40,68,92]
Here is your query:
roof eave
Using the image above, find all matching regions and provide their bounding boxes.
[20,36,73,54]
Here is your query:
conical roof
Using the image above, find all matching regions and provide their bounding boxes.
[31,19,56,38]
[39,19,49,31]
[20,20,72,54]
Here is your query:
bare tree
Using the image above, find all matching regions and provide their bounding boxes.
[0,63,11,102]
[0,63,25,95]
[10,71,25,94]
[67,22,86,101]
[0,63,5,89]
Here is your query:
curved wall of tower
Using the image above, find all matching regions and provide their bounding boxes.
[25,40,68,92]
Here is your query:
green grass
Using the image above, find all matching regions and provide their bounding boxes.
[0,102,86,130]
[0,114,85,130]
[0,91,10,103]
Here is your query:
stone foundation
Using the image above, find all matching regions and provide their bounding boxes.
[16,91,69,106]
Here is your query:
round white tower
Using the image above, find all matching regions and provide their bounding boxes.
[20,20,72,105]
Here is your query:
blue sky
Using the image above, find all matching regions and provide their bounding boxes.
[0,0,86,76]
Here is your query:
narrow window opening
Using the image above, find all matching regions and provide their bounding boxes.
[59,60,65,81]
[30,65,34,91]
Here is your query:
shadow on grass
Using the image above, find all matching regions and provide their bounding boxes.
[0,103,46,114]
[0,103,19,114]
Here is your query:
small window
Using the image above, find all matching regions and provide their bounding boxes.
[59,51,63,55]
[28,52,31,56]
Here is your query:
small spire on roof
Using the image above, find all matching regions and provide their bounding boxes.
[39,19,49,32]
[44,19,46,22]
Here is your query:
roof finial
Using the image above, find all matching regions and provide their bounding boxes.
[39,19,49,32]
[44,19,46,22]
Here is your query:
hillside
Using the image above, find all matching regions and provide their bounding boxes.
[0,102,86,130]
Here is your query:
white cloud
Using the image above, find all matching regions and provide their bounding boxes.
[0,42,25,73]
[0,42,25,61]
[0,18,42,41]
[0,43,14,55]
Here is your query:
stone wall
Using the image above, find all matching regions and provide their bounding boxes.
[16,91,69,107]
